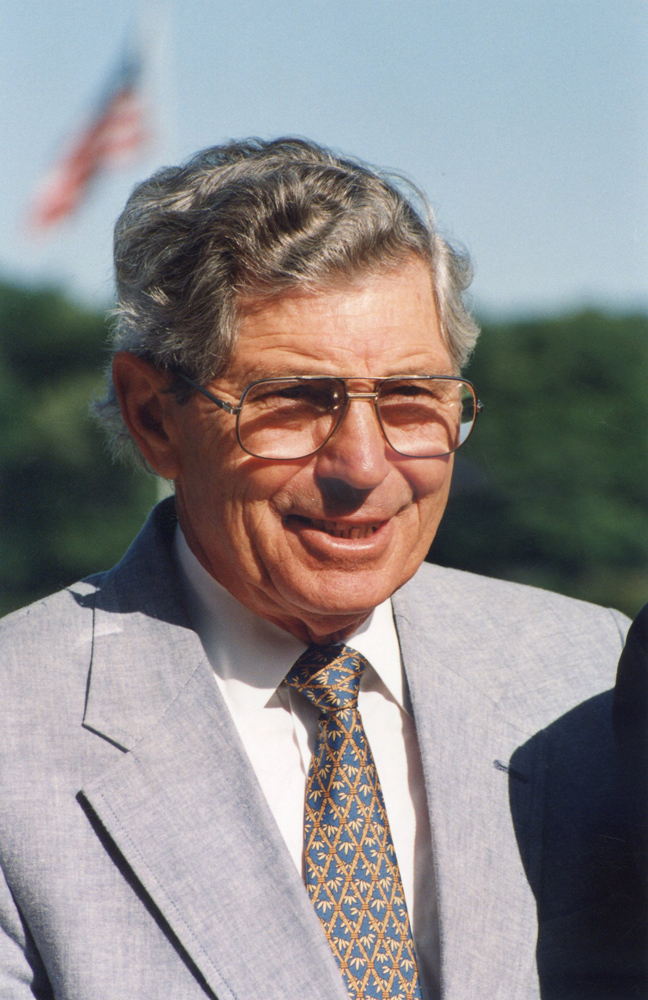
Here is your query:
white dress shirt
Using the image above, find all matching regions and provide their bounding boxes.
[174,527,439,997]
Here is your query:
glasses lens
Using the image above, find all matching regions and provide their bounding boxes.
[377,378,476,457]
[237,378,344,459]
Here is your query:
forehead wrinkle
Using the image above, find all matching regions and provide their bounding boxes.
[222,336,450,383]
[218,338,454,385]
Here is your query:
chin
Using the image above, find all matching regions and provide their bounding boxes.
[288,570,398,619]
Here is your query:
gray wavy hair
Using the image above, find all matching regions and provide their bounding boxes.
[94,137,479,465]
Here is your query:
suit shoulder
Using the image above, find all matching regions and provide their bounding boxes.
[0,577,103,695]
[395,563,630,731]
[405,561,629,636]
[0,576,101,637]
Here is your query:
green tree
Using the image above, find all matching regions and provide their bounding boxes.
[0,280,157,616]
[430,311,648,617]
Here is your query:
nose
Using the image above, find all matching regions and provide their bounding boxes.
[314,396,392,491]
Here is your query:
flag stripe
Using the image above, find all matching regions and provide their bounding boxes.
[29,48,150,231]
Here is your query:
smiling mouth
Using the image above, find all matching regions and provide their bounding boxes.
[287,515,384,539]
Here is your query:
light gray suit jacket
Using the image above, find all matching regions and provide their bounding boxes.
[0,500,633,999]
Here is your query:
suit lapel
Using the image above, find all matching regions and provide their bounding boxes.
[392,580,542,1000]
[80,503,348,1000]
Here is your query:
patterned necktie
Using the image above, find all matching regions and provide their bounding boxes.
[286,643,422,1000]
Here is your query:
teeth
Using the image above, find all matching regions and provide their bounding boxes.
[307,518,380,539]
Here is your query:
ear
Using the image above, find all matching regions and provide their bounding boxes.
[111,352,182,479]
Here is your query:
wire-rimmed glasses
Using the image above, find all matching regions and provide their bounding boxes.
[177,373,483,460]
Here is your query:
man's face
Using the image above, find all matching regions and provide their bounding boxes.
[164,259,455,642]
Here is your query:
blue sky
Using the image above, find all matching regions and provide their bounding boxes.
[1,0,646,316]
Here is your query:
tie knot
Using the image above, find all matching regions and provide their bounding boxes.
[286,643,368,714]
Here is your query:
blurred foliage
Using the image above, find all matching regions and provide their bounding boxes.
[0,279,157,617]
[1,278,646,619]
[429,310,648,617]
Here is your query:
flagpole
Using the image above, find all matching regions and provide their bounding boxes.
[137,0,178,167]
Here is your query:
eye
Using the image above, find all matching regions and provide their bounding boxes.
[379,380,445,405]
[246,380,343,412]
[384,383,435,398]
[278,385,330,403]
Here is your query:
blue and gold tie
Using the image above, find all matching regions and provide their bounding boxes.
[287,644,422,1000]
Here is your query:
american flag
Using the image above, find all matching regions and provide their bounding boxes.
[28,48,151,231]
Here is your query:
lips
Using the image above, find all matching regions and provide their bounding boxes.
[286,515,385,539]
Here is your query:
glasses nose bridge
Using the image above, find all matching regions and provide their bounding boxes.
[328,386,385,447]
[344,389,381,403]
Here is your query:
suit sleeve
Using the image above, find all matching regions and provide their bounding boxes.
[0,864,52,999]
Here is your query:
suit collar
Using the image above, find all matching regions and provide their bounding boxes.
[82,499,200,750]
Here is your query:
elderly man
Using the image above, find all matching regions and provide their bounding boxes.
[0,139,633,999]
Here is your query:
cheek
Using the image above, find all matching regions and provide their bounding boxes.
[409,455,454,509]
[404,458,454,549]
[223,461,310,544]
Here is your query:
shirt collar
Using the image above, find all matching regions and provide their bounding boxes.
[173,526,406,716]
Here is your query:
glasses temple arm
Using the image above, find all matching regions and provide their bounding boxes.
[175,373,237,415]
